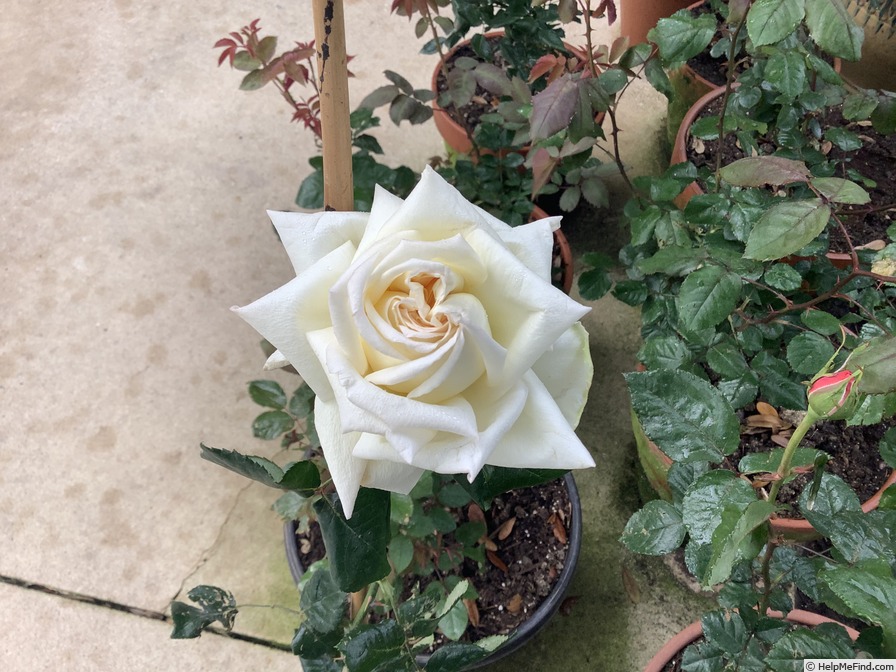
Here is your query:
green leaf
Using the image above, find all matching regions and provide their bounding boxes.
[626,370,740,463]
[676,265,742,332]
[637,246,704,276]
[248,380,287,409]
[766,625,856,671]
[438,599,469,641]
[703,500,774,586]
[744,199,831,260]
[805,509,896,564]
[291,623,342,660]
[680,640,726,671]
[701,610,749,655]
[288,383,316,419]
[300,569,347,635]
[738,447,824,475]
[296,170,324,209]
[820,566,896,657]
[880,427,896,469]
[457,466,566,508]
[577,267,612,301]
[801,309,842,336]
[338,621,409,672]
[823,128,863,153]
[298,656,342,672]
[620,500,686,555]
[170,585,237,639]
[649,11,717,65]
[437,483,472,508]
[252,410,295,440]
[358,84,400,110]
[424,641,501,672]
[256,36,277,63]
[765,51,807,98]
[764,264,803,292]
[200,444,292,489]
[233,51,262,72]
[239,69,268,91]
[811,177,869,204]
[747,0,805,47]
[314,488,392,592]
[799,471,861,517]
[388,535,414,574]
[786,331,836,375]
[804,0,864,61]
[279,461,321,494]
[751,351,808,410]
[682,471,757,545]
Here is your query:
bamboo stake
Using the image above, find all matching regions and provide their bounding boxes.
[312,0,354,211]
[312,0,364,619]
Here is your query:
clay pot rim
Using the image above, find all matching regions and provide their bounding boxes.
[642,609,860,672]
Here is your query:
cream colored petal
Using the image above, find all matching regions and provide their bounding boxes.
[495,218,558,281]
[465,227,591,387]
[531,323,593,429]
[409,379,529,479]
[308,327,479,461]
[314,397,366,519]
[486,370,595,471]
[233,241,357,401]
[263,350,290,370]
[268,210,368,275]
[360,167,490,248]
[361,459,425,495]
[354,185,407,254]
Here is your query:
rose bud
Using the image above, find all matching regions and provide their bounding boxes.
[807,369,862,421]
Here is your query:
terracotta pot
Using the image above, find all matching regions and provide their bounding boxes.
[618,0,695,45]
[642,609,859,672]
[838,1,896,91]
[633,409,896,541]
[284,473,584,670]
[532,204,575,295]
[431,31,506,155]
[671,85,856,269]
[431,32,605,157]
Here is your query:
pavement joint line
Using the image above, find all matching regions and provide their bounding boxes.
[0,573,293,651]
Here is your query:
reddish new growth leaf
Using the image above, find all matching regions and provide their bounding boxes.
[595,0,617,25]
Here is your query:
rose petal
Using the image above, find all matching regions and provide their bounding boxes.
[465,227,591,387]
[314,397,366,518]
[486,370,595,470]
[309,327,480,461]
[268,210,367,275]
[233,241,357,400]
[531,323,593,428]
[495,218,558,281]
[358,168,494,252]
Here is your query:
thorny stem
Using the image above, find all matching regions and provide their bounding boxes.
[758,409,821,614]
[580,0,600,79]
[714,10,749,187]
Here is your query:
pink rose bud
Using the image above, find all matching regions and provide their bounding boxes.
[807,369,861,420]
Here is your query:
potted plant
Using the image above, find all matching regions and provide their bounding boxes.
[623,337,896,668]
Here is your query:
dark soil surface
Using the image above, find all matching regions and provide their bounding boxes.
[292,478,572,645]
[685,3,744,88]
[725,409,895,517]
[685,98,896,251]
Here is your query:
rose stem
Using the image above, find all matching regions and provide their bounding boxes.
[312,0,365,618]
[312,0,354,212]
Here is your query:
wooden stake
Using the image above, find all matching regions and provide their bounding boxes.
[312,0,354,211]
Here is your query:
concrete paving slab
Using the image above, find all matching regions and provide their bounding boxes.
[0,581,297,672]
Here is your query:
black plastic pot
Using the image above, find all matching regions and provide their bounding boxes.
[284,472,583,669]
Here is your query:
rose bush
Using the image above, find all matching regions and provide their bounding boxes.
[235,167,594,517]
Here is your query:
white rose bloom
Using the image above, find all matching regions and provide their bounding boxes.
[235,167,594,517]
